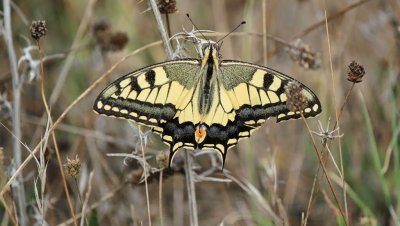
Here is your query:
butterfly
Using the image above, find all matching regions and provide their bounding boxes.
[93,41,321,167]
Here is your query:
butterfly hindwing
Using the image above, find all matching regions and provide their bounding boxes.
[220,61,321,125]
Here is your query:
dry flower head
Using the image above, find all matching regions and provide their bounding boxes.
[284,81,308,112]
[285,39,320,70]
[64,155,81,179]
[93,19,129,52]
[158,0,177,14]
[30,20,47,40]
[347,60,365,83]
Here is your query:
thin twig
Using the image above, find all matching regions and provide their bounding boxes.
[148,0,173,59]
[324,8,339,140]
[49,0,97,106]
[159,170,164,226]
[323,6,348,222]
[80,171,94,226]
[332,83,355,131]
[30,0,97,149]
[148,1,199,225]
[305,73,356,226]
[3,0,27,224]
[35,43,50,226]
[268,0,370,56]
[57,182,127,226]
[184,151,198,226]
[10,0,29,25]
[148,2,202,226]
[303,170,320,226]
[262,0,267,66]
[138,125,152,226]
[37,39,78,226]
[224,172,282,225]
[0,195,18,226]
[165,14,171,38]
[52,133,78,226]
[292,0,371,40]
[301,114,348,226]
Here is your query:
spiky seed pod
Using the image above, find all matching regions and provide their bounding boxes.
[30,20,47,40]
[285,81,308,113]
[347,61,365,83]
[93,19,129,52]
[64,156,81,179]
[109,32,129,51]
[93,19,110,33]
[286,39,320,70]
[158,0,177,14]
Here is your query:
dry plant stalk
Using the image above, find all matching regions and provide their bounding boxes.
[3,0,27,224]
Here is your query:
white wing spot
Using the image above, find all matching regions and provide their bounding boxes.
[96,101,103,109]
[313,104,319,112]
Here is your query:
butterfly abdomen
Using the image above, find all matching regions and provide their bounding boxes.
[198,46,217,115]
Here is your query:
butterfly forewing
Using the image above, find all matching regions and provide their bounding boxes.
[93,60,201,132]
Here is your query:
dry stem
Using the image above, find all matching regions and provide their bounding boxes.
[301,115,348,226]
[37,39,78,226]
[3,0,27,224]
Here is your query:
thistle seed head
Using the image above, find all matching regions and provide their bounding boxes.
[347,60,365,83]
[30,20,47,40]
[285,81,308,113]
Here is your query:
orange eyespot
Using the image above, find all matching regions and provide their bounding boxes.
[195,125,207,144]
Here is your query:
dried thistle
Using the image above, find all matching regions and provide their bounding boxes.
[109,31,129,51]
[93,19,129,52]
[156,151,169,169]
[30,20,47,40]
[93,19,110,34]
[347,60,365,83]
[285,39,320,70]
[158,0,177,14]
[64,155,81,179]
[312,119,343,144]
[285,81,308,112]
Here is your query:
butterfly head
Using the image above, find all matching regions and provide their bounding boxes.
[201,42,222,67]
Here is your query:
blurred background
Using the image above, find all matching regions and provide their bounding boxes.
[1,0,399,225]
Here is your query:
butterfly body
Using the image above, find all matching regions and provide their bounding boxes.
[94,42,321,166]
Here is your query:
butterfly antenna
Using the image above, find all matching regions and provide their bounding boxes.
[186,13,208,41]
[217,21,246,44]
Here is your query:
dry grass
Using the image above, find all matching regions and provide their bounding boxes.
[1,0,400,226]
